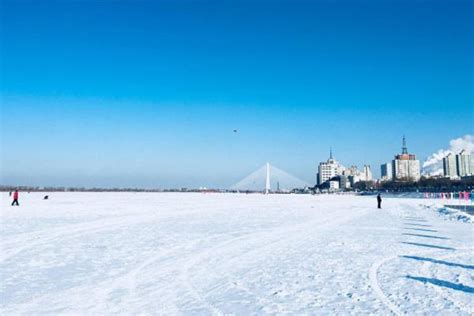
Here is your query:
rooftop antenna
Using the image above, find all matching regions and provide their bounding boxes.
[402,135,408,154]
[329,147,333,159]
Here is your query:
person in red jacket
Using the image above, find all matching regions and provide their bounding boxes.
[11,190,19,206]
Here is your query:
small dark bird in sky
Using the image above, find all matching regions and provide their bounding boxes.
[233,129,238,133]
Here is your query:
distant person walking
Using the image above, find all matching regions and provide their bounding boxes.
[377,193,382,209]
[11,190,19,206]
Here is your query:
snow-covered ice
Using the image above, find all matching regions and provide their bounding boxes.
[1,192,473,315]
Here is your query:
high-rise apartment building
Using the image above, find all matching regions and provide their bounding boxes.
[456,150,473,177]
[443,153,458,179]
[380,162,393,181]
[392,136,421,181]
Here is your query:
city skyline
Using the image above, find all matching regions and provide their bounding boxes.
[1,1,473,188]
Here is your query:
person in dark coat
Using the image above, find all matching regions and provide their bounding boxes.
[11,190,19,206]
[377,193,382,209]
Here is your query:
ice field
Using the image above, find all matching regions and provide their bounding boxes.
[1,192,473,315]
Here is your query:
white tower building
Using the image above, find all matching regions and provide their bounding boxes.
[317,149,344,185]
[265,162,271,194]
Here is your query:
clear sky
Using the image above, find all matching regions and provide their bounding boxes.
[1,0,473,188]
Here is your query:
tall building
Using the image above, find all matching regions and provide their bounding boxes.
[392,136,421,181]
[317,149,345,186]
[343,165,359,176]
[456,150,473,177]
[343,165,361,187]
[443,153,458,179]
[342,164,372,186]
[363,165,372,181]
[338,175,350,189]
[380,162,393,181]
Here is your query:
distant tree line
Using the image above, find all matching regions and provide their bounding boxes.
[0,185,163,192]
[0,185,221,193]
[357,176,474,192]
[314,176,474,193]
[3,177,473,194]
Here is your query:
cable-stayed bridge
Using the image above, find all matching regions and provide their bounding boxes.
[230,163,312,193]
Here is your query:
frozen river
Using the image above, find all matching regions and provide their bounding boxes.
[1,192,472,315]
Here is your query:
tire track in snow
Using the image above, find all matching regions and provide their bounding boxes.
[370,200,471,316]
[369,255,403,316]
[83,242,200,314]
[370,248,474,316]
[180,206,371,314]
[368,205,425,316]
[104,230,264,314]
[0,214,159,263]
[1,238,205,314]
[179,230,274,315]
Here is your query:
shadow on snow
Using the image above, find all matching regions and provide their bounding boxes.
[401,256,474,270]
[404,223,433,227]
[406,275,474,293]
[402,233,450,240]
[404,227,438,233]
[401,242,455,251]
[403,218,428,222]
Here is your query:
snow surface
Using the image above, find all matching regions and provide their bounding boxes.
[1,192,473,315]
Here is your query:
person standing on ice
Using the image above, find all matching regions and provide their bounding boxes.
[377,193,382,209]
[11,190,19,206]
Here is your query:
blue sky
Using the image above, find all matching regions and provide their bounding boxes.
[1,0,473,188]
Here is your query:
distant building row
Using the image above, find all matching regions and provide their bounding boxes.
[443,150,473,179]
[316,137,470,187]
[316,149,372,191]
